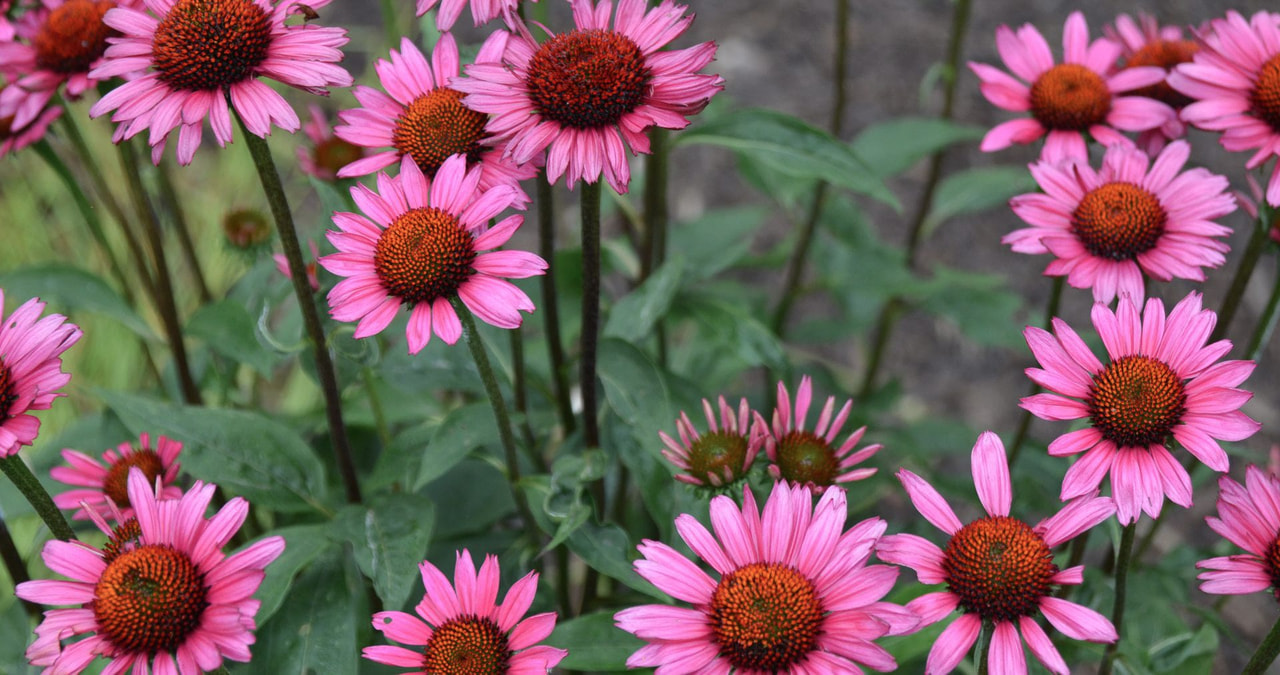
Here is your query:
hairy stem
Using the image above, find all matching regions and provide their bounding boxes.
[1246,255,1280,363]
[1007,276,1064,469]
[0,516,39,617]
[0,456,75,541]
[1213,215,1269,342]
[1243,613,1280,674]
[537,178,575,434]
[1099,523,1137,675]
[580,181,602,452]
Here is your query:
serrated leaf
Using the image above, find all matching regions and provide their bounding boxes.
[336,492,435,611]
[253,525,334,624]
[922,165,1037,235]
[850,117,984,178]
[547,611,645,672]
[256,552,358,674]
[668,206,768,280]
[413,403,497,489]
[604,256,683,342]
[185,299,282,376]
[0,263,154,338]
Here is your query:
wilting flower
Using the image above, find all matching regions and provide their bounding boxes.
[765,375,880,494]
[659,396,765,488]
[321,154,545,352]
[0,290,81,458]
[415,0,535,35]
[617,481,918,672]
[454,0,724,193]
[297,104,364,181]
[1022,292,1260,524]
[969,11,1173,162]
[1104,12,1198,153]
[89,0,353,164]
[362,549,566,673]
[1004,140,1235,304]
[16,468,284,673]
[51,432,183,521]
[877,432,1118,674]
[1198,465,1280,599]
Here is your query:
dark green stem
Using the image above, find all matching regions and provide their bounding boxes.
[857,296,903,400]
[236,113,361,504]
[1213,215,1269,342]
[155,160,213,303]
[1099,523,1137,675]
[537,178,575,434]
[509,328,537,451]
[1243,613,1280,674]
[1246,255,1280,362]
[640,129,669,282]
[1007,276,1065,469]
[0,456,75,541]
[579,181,602,452]
[361,367,392,448]
[0,516,39,617]
[976,620,992,675]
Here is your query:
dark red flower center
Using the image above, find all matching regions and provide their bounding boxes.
[374,207,476,305]
[222,208,271,249]
[1253,54,1280,133]
[1088,355,1186,448]
[774,430,838,488]
[525,29,651,129]
[103,449,165,508]
[943,516,1057,622]
[0,113,13,141]
[1126,39,1198,108]
[393,88,490,178]
[1072,181,1167,261]
[1030,63,1112,131]
[94,545,209,655]
[1264,535,1280,602]
[102,518,143,564]
[313,136,365,177]
[710,562,823,671]
[0,359,16,423]
[151,0,272,91]
[685,430,750,486]
[34,0,114,74]
[419,615,511,674]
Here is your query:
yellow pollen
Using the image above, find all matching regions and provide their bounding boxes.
[710,562,823,671]
[943,516,1057,622]
[1088,355,1186,447]
[1029,63,1112,131]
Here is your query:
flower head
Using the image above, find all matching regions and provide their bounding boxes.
[1022,292,1260,524]
[969,11,1174,162]
[1104,13,1198,153]
[1004,140,1235,304]
[415,0,534,32]
[765,375,880,494]
[321,154,545,353]
[16,468,285,673]
[617,481,918,672]
[89,0,353,165]
[659,396,765,488]
[454,0,723,193]
[50,432,183,521]
[362,549,566,673]
[0,81,61,157]
[221,207,272,250]
[0,290,81,458]
[1198,465,1280,599]
[877,432,1118,674]
[298,103,364,181]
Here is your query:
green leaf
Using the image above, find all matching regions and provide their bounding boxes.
[676,293,785,370]
[413,403,498,490]
[597,338,677,442]
[367,421,434,492]
[256,552,359,674]
[604,256,684,342]
[426,458,515,539]
[185,299,282,376]
[567,521,665,600]
[548,611,645,672]
[922,165,1037,235]
[335,492,435,611]
[0,263,153,338]
[101,391,329,514]
[1149,625,1219,673]
[678,108,899,209]
[253,525,334,624]
[916,266,1024,348]
[850,117,985,178]
[667,206,768,281]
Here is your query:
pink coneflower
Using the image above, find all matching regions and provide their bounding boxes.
[321,154,545,353]
[1004,140,1234,304]
[616,481,918,672]
[1197,465,1280,599]
[659,396,765,488]
[969,11,1173,162]
[0,1,15,41]
[0,290,81,458]
[877,432,1118,674]
[0,83,61,157]
[1104,13,1198,153]
[274,240,320,291]
[453,0,724,193]
[88,0,352,165]
[16,468,285,673]
[362,549,567,673]
[333,33,534,202]
[50,432,183,521]
[765,375,880,494]
[1022,292,1260,524]
[415,0,535,33]
[298,103,364,181]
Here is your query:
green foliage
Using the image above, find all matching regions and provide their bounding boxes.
[412,403,498,490]
[335,492,436,611]
[251,552,361,675]
[604,256,684,342]
[185,299,283,376]
[548,611,646,672]
[253,524,334,624]
[922,165,1039,237]
[851,117,985,178]
[0,263,154,338]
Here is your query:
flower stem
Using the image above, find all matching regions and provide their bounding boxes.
[509,328,537,451]
[640,128,669,282]
[155,159,213,303]
[1246,255,1280,363]
[0,456,75,541]
[0,516,39,618]
[235,113,362,504]
[975,620,992,675]
[537,177,575,434]
[1007,275,1064,469]
[1243,613,1280,674]
[1212,214,1269,342]
[580,180,603,452]
[1099,522,1137,675]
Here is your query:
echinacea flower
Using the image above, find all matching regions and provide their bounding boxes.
[1104,13,1198,154]
[659,396,765,488]
[1169,11,1280,206]
[0,83,61,157]
[0,289,81,457]
[221,207,271,250]
[765,375,880,493]
[16,468,285,673]
[333,33,534,201]
[50,432,183,521]
[362,549,567,673]
[1197,465,1280,599]
[1004,140,1234,304]
[321,154,546,352]
[415,0,535,35]
[1022,292,1260,524]
[298,103,364,181]
[454,0,724,193]
[616,481,918,672]
[969,11,1174,162]
[89,0,353,165]
[877,432,1118,674]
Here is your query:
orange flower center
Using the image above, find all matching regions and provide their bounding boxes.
[151,0,271,91]
[420,615,511,674]
[313,136,364,177]
[943,516,1057,622]
[1126,39,1198,108]
[374,207,476,305]
[1072,182,1166,261]
[33,0,114,74]
[710,562,823,671]
[1266,535,1280,602]
[222,208,271,249]
[774,430,838,488]
[525,29,651,129]
[685,430,750,486]
[103,449,165,508]
[1029,63,1112,131]
[0,359,16,423]
[1253,54,1280,133]
[102,518,143,564]
[94,545,209,655]
[1088,355,1186,448]
[393,88,489,178]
